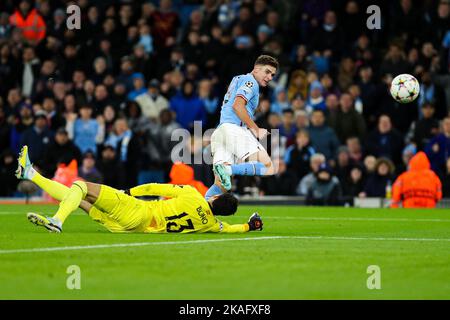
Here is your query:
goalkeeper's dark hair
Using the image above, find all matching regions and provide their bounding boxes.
[254,55,279,70]
[211,193,239,216]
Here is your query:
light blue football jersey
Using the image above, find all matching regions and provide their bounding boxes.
[219,73,260,127]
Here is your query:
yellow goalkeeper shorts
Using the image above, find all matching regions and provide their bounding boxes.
[88,184,152,233]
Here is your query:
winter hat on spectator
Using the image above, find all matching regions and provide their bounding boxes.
[317,163,332,174]
[19,102,32,112]
[34,110,47,120]
[257,24,273,36]
[402,144,417,157]
[83,150,96,159]
[53,8,66,18]
[235,35,252,48]
[337,146,349,155]
[148,79,160,88]
[56,127,68,135]
[132,72,145,81]
[309,80,324,93]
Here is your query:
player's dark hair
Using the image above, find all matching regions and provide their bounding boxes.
[254,55,279,70]
[211,193,239,216]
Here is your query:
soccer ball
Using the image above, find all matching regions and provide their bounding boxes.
[390,74,420,104]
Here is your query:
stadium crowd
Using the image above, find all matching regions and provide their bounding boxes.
[0,0,449,205]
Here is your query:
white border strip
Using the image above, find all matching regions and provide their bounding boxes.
[1,235,450,255]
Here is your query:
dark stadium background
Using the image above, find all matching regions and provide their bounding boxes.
[0,0,449,205]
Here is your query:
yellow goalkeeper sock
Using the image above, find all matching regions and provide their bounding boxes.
[29,167,69,201]
[54,181,87,224]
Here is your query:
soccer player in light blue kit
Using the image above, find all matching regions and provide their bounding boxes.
[206,55,279,199]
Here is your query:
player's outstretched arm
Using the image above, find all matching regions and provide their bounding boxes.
[125,183,195,198]
[213,213,263,233]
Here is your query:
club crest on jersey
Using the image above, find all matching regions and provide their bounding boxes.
[245,81,253,88]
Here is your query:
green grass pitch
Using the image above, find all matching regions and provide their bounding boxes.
[0,204,449,299]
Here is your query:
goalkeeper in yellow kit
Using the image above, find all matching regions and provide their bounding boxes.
[16,146,263,234]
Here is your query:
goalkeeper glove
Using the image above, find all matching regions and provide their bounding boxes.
[248,212,263,231]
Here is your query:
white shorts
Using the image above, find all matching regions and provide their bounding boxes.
[210,123,264,165]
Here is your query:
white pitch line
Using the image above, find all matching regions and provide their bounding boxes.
[235,216,450,222]
[2,211,450,222]
[1,235,450,255]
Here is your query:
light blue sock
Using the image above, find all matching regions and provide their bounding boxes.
[231,161,267,176]
[205,184,223,200]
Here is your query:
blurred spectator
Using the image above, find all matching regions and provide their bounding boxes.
[19,46,40,98]
[307,109,340,161]
[311,10,344,57]
[79,151,103,184]
[320,73,340,98]
[97,145,126,189]
[347,84,363,114]
[290,45,312,74]
[363,155,377,176]
[254,97,270,129]
[357,65,377,129]
[365,114,404,166]
[170,80,206,131]
[149,0,180,50]
[271,87,290,114]
[278,109,297,147]
[306,163,342,206]
[127,72,147,101]
[335,146,351,183]
[329,93,366,143]
[0,44,19,99]
[198,78,219,129]
[9,0,46,45]
[341,164,365,205]
[0,106,11,152]
[294,109,309,131]
[260,158,298,196]
[441,158,450,198]
[5,88,23,118]
[138,24,153,55]
[125,101,147,135]
[285,130,315,183]
[290,94,306,113]
[42,96,65,132]
[346,136,364,164]
[405,102,440,150]
[102,105,117,137]
[104,118,140,187]
[417,71,447,119]
[42,127,82,177]
[287,69,307,102]
[9,102,34,154]
[135,78,169,122]
[425,116,450,176]
[66,104,105,155]
[91,57,108,85]
[0,149,18,196]
[360,157,395,198]
[397,144,417,175]
[20,110,53,165]
[337,57,356,92]
[325,93,339,120]
[0,12,12,39]
[380,43,411,76]
[297,153,326,195]
[305,80,326,112]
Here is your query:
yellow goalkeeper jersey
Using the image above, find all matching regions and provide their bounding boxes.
[128,184,249,233]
